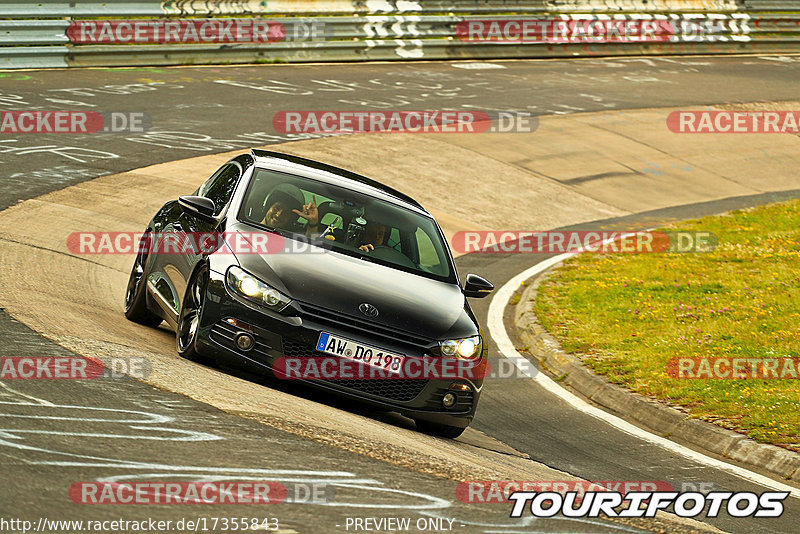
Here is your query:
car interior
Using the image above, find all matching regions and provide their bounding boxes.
[239,168,450,279]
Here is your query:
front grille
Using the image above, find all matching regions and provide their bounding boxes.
[296,301,433,350]
[283,338,316,358]
[326,378,426,402]
[282,339,428,402]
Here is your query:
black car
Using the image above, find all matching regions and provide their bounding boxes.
[124,150,494,438]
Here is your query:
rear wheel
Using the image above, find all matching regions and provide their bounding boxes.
[415,420,466,439]
[177,266,212,364]
[124,233,162,327]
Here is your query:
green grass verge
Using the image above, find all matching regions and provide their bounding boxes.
[535,199,800,450]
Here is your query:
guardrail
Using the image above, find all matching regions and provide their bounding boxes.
[1,1,799,69]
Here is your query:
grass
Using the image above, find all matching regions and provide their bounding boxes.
[535,199,800,450]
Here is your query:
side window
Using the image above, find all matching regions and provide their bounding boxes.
[197,164,241,216]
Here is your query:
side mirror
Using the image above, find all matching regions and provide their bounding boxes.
[463,273,494,298]
[179,195,216,220]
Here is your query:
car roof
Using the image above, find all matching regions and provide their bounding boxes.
[249,149,430,216]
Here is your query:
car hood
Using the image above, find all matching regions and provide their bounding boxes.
[228,228,475,339]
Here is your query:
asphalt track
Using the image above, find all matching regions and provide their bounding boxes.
[2,56,800,533]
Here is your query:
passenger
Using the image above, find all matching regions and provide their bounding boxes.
[262,183,320,237]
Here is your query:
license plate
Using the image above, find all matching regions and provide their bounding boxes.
[316,332,405,374]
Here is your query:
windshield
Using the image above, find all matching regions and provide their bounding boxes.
[238,167,455,282]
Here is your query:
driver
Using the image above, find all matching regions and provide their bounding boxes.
[358,220,387,253]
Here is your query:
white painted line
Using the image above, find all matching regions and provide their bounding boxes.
[451,62,507,70]
[487,246,800,499]
[0,381,54,406]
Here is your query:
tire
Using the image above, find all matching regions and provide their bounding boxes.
[415,420,466,439]
[124,232,162,327]
[176,266,213,364]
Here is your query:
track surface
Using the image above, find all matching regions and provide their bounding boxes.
[4,55,800,210]
[3,57,800,532]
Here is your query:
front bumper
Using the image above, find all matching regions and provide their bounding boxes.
[196,269,482,428]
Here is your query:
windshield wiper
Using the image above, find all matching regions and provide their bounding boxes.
[245,221,285,237]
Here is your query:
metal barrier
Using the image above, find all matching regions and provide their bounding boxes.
[1,1,799,69]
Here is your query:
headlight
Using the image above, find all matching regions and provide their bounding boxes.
[226,266,291,311]
[439,335,481,359]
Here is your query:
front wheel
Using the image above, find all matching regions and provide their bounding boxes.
[124,232,162,327]
[415,420,466,439]
[176,266,212,364]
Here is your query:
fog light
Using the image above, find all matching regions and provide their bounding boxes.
[442,392,457,408]
[235,333,255,351]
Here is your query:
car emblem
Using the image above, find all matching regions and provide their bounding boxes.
[358,303,379,317]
